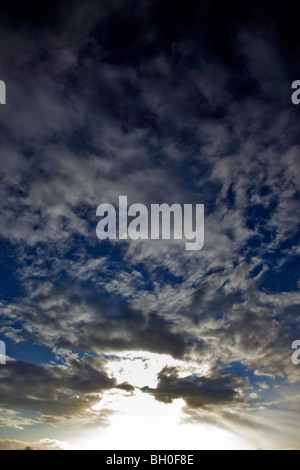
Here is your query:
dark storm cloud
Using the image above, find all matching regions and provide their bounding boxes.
[141,365,243,408]
[0,285,196,359]
[0,353,117,423]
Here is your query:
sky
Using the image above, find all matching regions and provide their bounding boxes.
[0,0,299,450]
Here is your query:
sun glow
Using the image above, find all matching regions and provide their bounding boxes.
[105,351,209,388]
[71,352,253,450]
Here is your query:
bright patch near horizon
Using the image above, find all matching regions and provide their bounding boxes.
[105,351,210,388]
[71,352,253,450]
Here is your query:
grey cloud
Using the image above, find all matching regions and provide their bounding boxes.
[0,354,117,424]
[0,438,65,450]
[141,366,243,408]
[0,283,194,359]
[116,382,135,392]
[238,27,290,103]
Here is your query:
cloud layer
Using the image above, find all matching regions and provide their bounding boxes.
[0,0,299,449]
